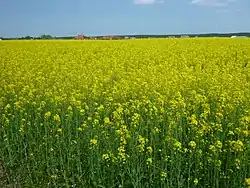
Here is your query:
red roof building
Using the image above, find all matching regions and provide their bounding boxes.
[76,35,85,40]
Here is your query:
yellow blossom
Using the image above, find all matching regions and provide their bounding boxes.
[44,111,51,119]
[189,141,196,149]
[147,146,153,153]
[245,178,250,186]
[90,138,98,145]
[146,158,153,165]
[53,114,60,121]
[194,178,199,185]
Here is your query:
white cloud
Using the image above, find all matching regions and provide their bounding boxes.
[134,0,164,4]
[191,0,236,7]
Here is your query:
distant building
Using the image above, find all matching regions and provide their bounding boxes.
[76,35,85,40]
[231,36,248,38]
[103,36,110,40]
[181,35,189,38]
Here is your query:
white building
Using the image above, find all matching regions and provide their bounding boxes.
[231,36,248,38]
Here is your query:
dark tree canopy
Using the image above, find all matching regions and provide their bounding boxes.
[40,35,53,39]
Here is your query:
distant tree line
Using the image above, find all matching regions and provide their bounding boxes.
[1,32,250,40]
[1,34,55,40]
[124,32,250,38]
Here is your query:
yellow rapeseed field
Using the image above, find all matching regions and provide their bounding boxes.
[0,39,250,187]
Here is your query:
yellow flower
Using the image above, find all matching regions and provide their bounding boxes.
[232,140,244,152]
[90,138,98,145]
[216,160,222,168]
[102,154,109,160]
[215,140,223,150]
[76,127,83,132]
[173,140,182,151]
[14,101,21,109]
[189,141,196,149]
[194,178,199,185]
[67,105,73,111]
[216,112,223,118]
[235,158,241,169]
[57,128,62,134]
[209,145,216,153]
[79,109,85,116]
[5,104,11,110]
[161,171,167,181]
[104,117,110,124]
[245,178,250,186]
[19,125,25,133]
[82,123,87,129]
[242,130,249,137]
[190,114,198,126]
[228,131,234,136]
[53,114,60,121]
[147,146,153,153]
[154,127,160,134]
[44,111,51,119]
[146,157,153,165]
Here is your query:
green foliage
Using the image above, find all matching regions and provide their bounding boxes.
[40,34,53,39]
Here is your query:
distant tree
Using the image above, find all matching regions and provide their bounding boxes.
[24,36,32,40]
[40,34,53,39]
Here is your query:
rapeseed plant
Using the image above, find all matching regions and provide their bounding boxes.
[0,39,250,187]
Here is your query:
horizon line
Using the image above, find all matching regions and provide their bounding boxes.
[1,31,250,38]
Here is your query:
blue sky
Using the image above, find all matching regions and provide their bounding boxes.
[0,0,249,37]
